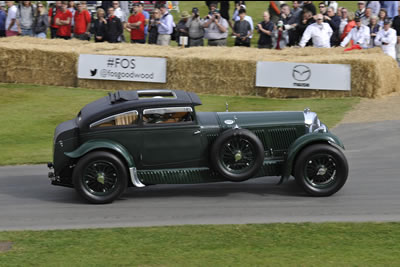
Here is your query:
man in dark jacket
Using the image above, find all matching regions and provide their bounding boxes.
[296,10,315,47]
[232,8,251,47]
[257,11,274,48]
[324,6,341,46]
[106,7,123,43]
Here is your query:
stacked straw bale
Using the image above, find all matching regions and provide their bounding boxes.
[1,37,399,98]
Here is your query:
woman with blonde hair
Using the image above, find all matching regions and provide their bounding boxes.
[91,8,107,42]
[369,15,380,47]
[32,3,49,38]
[340,11,356,41]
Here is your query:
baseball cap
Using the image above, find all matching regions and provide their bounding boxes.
[354,16,361,22]
[384,18,391,24]
[192,7,199,14]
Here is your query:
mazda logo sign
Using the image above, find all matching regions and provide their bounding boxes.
[292,65,311,81]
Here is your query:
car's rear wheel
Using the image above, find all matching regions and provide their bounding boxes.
[72,151,128,204]
[294,144,348,196]
[210,129,264,182]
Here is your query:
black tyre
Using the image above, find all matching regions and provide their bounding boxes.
[72,151,128,204]
[294,144,348,197]
[210,128,264,182]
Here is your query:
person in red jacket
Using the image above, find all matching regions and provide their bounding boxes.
[55,1,72,39]
[48,1,62,38]
[341,12,356,42]
[74,2,91,40]
[126,2,146,43]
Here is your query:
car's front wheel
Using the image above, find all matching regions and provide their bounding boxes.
[72,151,128,204]
[294,144,348,197]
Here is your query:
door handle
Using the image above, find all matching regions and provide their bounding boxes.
[193,130,201,135]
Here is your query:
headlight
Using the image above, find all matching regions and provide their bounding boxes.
[304,108,327,133]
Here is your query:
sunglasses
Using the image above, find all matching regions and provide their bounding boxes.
[319,6,325,8]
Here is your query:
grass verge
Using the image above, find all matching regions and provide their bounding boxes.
[0,83,359,165]
[0,222,400,266]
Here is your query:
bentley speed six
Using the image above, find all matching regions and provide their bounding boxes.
[48,90,349,204]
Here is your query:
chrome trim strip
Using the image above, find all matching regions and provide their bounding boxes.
[143,106,193,115]
[129,167,146,187]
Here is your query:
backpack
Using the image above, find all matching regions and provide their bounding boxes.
[171,23,177,41]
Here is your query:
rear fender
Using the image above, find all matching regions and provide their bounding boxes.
[282,132,345,179]
[64,139,135,168]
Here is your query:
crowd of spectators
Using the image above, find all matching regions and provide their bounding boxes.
[0,1,400,63]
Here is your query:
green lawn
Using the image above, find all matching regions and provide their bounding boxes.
[1,222,400,266]
[0,83,359,166]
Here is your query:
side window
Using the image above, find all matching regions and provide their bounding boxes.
[90,110,139,128]
[143,107,194,125]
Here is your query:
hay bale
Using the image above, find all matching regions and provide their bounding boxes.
[0,37,399,98]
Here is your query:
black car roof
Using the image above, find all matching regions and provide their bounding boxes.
[78,89,202,128]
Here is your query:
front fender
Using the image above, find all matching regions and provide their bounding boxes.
[282,132,345,179]
[64,139,135,168]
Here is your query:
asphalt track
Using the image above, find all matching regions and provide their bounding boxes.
[1,120,399,230]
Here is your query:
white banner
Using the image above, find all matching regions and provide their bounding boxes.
[78,54,167,83]
[256,62,351,91]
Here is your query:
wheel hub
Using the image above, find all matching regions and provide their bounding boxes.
[97,173,105,184]
[317,166,327,176]
[234,151,242,162]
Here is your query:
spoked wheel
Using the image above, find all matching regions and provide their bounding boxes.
[73,151,128,204]
[220,136,257,174]
[82,161,119,196]
[211,129,264,182]
[294,144,348,196]
[304,154,337,189]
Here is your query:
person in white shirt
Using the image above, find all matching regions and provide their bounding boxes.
[340,16,370,48]
[299,13,333,48]
[5,1,18,36]
[112,1,126,42]
[339,8,348,36]
[328,1,338,14]
[374,19,397,59]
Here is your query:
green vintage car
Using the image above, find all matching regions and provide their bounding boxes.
[48,89,348,204]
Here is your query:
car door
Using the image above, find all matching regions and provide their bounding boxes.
[138,106,204,168]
